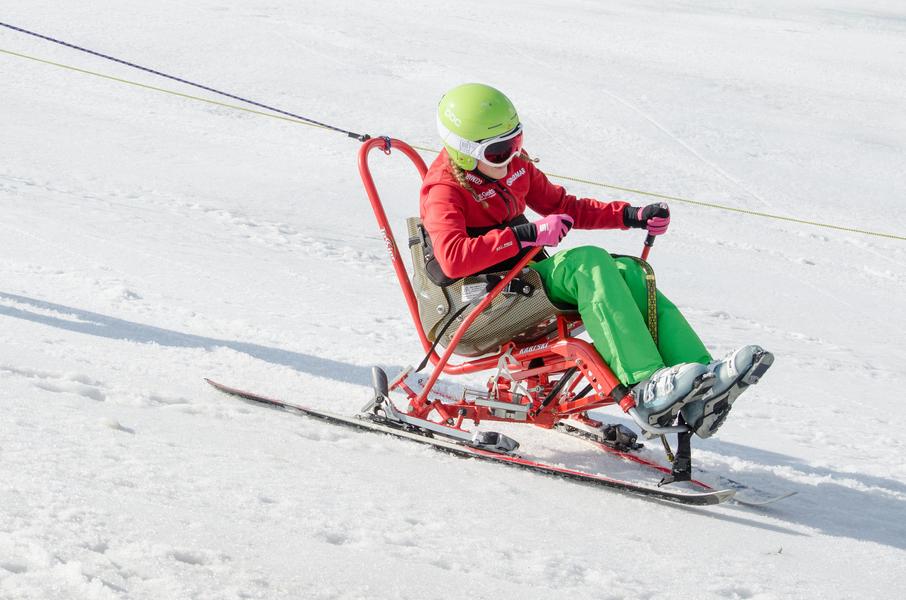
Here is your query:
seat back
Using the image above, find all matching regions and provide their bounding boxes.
[406,217,577,357]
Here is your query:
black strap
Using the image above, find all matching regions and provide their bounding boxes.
[611,254,658,346]
[415,303,470,373]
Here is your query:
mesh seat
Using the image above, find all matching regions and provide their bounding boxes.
[406,217,578,357]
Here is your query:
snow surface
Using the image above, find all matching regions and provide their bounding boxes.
[2,1,906,598]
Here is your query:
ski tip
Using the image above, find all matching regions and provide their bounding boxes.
[655,487,735,506]
[733,490,798,507]
[204,378,233,393]
[706,488,737,504]
[644,485,736,505]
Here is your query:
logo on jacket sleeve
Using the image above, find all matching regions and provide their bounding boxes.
[506,167,526,186]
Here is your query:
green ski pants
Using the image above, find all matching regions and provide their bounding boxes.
[528,245,711,385]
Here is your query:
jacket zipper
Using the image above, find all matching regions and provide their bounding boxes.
[494,183,516,222]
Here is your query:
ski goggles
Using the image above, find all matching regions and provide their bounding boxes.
[437,118,524,167]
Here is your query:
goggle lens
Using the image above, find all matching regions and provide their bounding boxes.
[482,130,523,165]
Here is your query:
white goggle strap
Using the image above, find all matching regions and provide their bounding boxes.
[436,116,483,160]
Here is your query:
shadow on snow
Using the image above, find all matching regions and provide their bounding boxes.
[596,413,906,551]
[3,291,904,550]
[0,291,379,388]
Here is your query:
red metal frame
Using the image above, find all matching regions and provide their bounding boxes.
[358,137,637,434]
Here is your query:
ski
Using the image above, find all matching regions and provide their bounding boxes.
[553,422,795,507]
[205,379,735,506]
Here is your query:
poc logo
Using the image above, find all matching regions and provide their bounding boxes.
[506,167,526,186]
[444,107,462,127]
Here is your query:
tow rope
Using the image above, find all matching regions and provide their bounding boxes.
[0,21,370,142]
[2,21,904,243]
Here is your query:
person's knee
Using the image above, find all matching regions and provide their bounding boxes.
[614,256,647,280]
[562,245,615,268]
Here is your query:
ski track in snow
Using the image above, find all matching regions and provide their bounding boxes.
[2,1,906,599]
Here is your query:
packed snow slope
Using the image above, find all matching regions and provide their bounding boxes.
[2,1,905,598]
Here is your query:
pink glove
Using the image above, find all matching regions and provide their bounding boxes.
[624,203,670,236]
[512,214,574,248]
[645,210,670,236]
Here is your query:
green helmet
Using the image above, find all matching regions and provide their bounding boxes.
[436,83,520,170]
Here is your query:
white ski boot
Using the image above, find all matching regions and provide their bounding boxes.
[632,362,714,427]
[681,345,774,438]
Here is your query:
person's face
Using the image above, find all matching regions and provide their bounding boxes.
[476,159,510,180]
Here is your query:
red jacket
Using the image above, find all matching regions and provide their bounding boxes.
[419,149,629,278]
